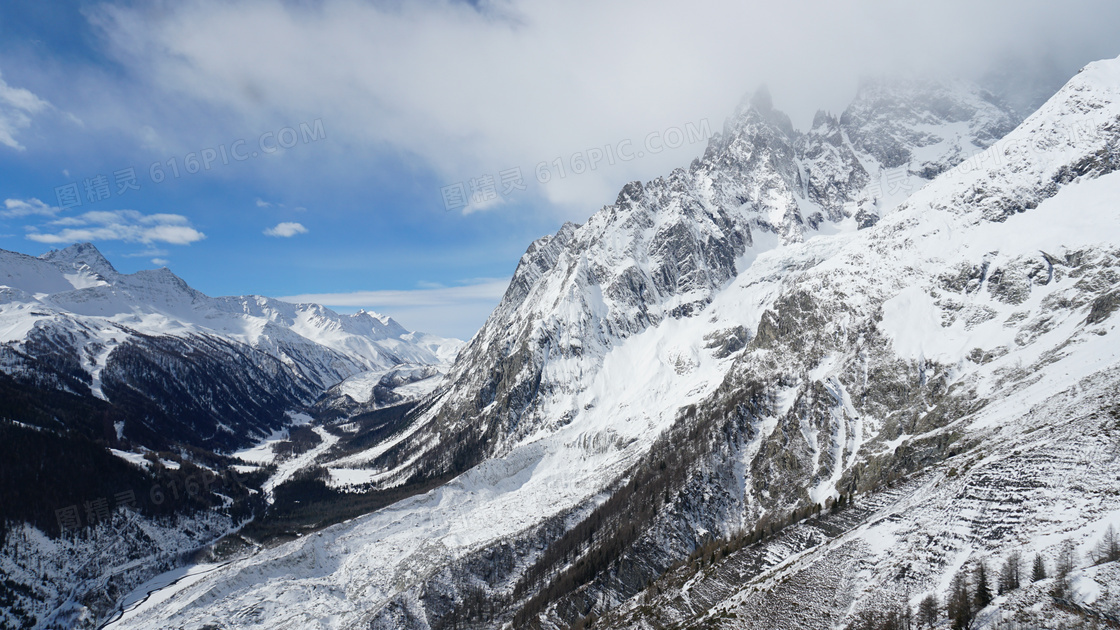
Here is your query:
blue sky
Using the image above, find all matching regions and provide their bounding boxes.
[1,0,1117,338]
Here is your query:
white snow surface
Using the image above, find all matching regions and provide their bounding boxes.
[333,364,444,405]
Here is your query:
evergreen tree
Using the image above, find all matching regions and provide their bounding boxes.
[1031,553,1047,582]
[1055,539,1077,580]
[998,552,1021,594]
[947,568,973,629]
[1053,539,1078,598]
[918,594,939,628]
[974,561,993,610]
[1096,524,1120,564]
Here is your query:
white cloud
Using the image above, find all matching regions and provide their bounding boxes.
[151,258,170,265]
[282,278,508,308]
[0,71,49,151]
[279,277,509,339]
[122,247,170,258]
[86,0,1120,216]
[25,210,206,245]
[255,198,273,208]
[263,221,308,237]
[2,198,59,218]
[461,192,507,216]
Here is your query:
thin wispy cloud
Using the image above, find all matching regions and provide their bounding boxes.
[122,247,170,258]
[281,278,508,308]
[279,277,510,338]
[25,210,206,245]
[264,221,308,237]
[2,198,59,218]
[0,72,49,151]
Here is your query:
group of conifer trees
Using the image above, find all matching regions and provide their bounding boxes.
[850,525,1120,630]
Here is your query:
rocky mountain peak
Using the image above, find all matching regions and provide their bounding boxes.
[749,84,773,113]
[840,75,1019,175]
[810,109,839,131]
[723,84,797,143]
[349,308,410,338]
[39,241,118,279]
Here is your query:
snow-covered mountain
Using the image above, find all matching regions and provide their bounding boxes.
[5,57,1119,630]
[326,73,1024,492]
[76,59,1120,630]
[0,242,461,449]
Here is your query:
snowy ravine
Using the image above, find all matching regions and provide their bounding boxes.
[80,59,1120,628]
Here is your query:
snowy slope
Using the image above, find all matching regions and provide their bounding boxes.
[90,59,1120,630]
[604,364,1120,630]
[0,506,242,630]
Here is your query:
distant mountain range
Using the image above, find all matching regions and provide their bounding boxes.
[0,241,460,450]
